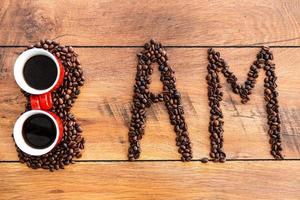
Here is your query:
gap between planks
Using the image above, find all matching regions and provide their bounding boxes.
[0,159,299,163]
[2,45,300,48]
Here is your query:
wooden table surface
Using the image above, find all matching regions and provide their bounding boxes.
[0,0,300,199]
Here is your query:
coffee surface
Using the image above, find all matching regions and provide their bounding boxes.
[23,55,57,90]
[22,114,56,149]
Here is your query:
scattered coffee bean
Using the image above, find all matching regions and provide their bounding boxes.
[200,157,209,163]
[206,47,283,162]
[16,39,85,171]
[128,39,192,162]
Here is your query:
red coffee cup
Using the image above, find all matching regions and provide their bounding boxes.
[14,48,64,110]
[13,48,64,156]
[13,110,63,156]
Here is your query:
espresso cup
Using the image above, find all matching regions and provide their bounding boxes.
[14,48,64,110]
[13,110,63,156]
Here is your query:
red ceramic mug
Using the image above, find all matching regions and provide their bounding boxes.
[13,48,64,156]
[13,110,63,156]
[14,48,65,110]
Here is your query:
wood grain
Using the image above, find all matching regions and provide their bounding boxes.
[1,0,300,46]
[0,1,300,198]
[0,47,299,161]
[0,161,299,200]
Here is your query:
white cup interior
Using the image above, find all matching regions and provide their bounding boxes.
[13,110,60,156]
[14,48,60,95]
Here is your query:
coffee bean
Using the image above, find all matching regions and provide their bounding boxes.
[43,44,48,49]
[65,94,70,100]
[16,39,85,171]
[128,39,192,161]
[76,126,83,133]
[58,98,64,104]
[200,157,209,163]
[206,46,283,162]
[67,89,72,94]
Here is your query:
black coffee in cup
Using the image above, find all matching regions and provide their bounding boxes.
[22,114,57,149]
[23,55,58,90]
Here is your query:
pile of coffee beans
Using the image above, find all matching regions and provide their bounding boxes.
[128,39,193,161]
[206,47,283,162]
[15,39,85,171]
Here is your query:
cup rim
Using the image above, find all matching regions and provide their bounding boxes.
[13,110,60,156]
[14,48,60,95]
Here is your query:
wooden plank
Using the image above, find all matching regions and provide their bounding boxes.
[0,47,299,161]
[0,161,299,200]
[1,0,300,46]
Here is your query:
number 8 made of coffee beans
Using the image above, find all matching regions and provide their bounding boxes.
[13,39,85,171]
